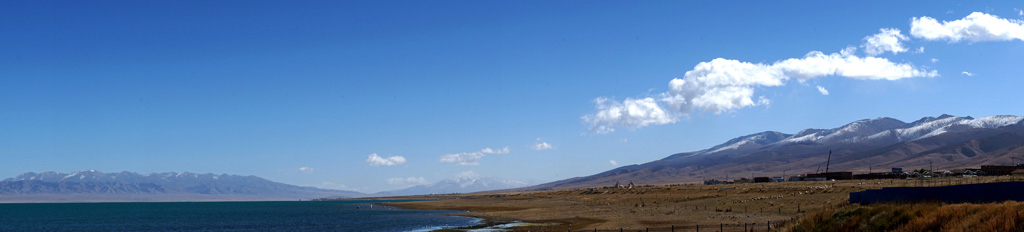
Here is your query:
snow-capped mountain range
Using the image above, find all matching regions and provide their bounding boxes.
[700,114,1023,156]
[527,114,1024,190]
[9,170,231,183]
[379,175,534,196]
[0,170,365,202]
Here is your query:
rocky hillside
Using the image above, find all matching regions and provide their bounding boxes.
[527,114,1024,190]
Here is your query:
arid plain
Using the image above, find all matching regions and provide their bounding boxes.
[374,176,1023,231]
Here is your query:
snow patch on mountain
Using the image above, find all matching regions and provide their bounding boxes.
[777,117,907,145]
[1,170,366,202]
[381,175,534,196]
[701,131,791,154]
[687,114,1024,159]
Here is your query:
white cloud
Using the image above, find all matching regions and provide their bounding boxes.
[840,46,857,56]
[962,71,975,76]
[661,58,781,115]
[584,50,936,133]
[916,47,925,53]
[481,147,510,154]
[911,12,1024,42]
[386,176,429,186]
[931,58,939,63]
[440,147,509,165]
[582,97,675,134]
[862,28,909,56]
[298,167,314,173]
[773,51,938,80]
[816,86,830,95]
[440,152,485,165]
[609,160,618,166]
[1017,8,1023,16]
[621,138,628,143]
[532,138,554,150]
[366,153,407,166]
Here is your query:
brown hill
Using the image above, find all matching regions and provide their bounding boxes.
[526,115,1024,190]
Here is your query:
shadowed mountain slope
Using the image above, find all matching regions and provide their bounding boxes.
[526,114,1024,190]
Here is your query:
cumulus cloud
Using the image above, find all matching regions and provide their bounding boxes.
[583,49,936,133]
[911,12,1024,42]
[816,86,830,95]
[773,51,938,80]
[366,153,407,166]
[532,138,554,150]
[298,167,314,173]
[609,160,618,166]
[962,71,975,76]
[660,59,780,115]
[582,97,675,134]
[931,58,939,63]
[386,176,429,186]
[440,147,509,165]
[862,28,909,56]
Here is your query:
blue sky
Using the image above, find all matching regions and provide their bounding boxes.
[2,1,1023,193]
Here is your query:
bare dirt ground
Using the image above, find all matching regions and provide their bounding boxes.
[373,176,1022,231]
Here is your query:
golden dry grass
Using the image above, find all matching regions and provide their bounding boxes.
[366,176,1024,231]
[783,201,1024,232]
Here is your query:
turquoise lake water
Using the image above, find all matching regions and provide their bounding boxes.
[0,200,478,231]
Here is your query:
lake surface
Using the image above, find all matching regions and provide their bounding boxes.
[0,200,479,231]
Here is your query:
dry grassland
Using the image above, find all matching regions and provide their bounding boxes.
[783,201,1024,232]
[377,176,1023,231]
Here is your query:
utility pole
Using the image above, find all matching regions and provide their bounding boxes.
[825,150,832,173]
[930,161,933,173]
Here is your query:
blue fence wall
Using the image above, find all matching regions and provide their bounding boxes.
[850,181,1024,204]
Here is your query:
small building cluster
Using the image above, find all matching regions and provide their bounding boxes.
[704,164,1024,185]
[609,181,635,189]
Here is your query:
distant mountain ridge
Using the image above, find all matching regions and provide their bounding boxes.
[0,170,365,202]
[527,114,1024,190]
[378,175,533,196]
